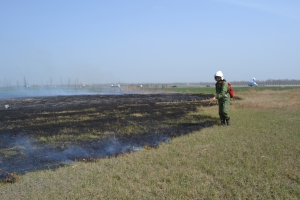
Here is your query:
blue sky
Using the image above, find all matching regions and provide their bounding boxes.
[0,0,299,85]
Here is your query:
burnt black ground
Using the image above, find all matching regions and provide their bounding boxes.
[0,93,217,179]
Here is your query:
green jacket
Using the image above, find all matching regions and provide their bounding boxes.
[215,79,230,101]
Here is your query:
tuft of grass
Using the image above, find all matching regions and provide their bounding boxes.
[1,173,20,185]
[130,112,148,117]
[0,148,22,159]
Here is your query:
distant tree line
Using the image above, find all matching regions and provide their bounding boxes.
[199,79,300,86]
[1,78,300,88]
[230,79,300,86]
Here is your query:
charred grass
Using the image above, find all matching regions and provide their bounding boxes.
[0,94,215,147]
[0,89,300,199]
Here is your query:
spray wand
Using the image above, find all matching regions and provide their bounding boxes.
[207,96,217,107]
[207,100,212,107]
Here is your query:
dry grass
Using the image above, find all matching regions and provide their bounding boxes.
[0,88,300,199]
[233,87,300,110]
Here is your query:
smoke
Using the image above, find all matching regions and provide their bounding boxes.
[0,132,170,179]
[0,86,122,99]
[0,84,165,99]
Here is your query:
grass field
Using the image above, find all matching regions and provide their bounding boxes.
[160,85,299,94]
[0,87,300,199]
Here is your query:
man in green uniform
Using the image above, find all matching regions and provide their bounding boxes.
[212,71,231,126]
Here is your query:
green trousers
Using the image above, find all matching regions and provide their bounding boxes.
[218,100,230,120]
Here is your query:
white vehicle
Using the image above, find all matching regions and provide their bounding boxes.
[111,84,121,88]
[248,78,258,87]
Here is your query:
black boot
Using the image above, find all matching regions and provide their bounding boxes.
[226,118,231,126]
[221,119,226,126]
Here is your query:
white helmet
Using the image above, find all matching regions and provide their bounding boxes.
[214,71,224,80]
